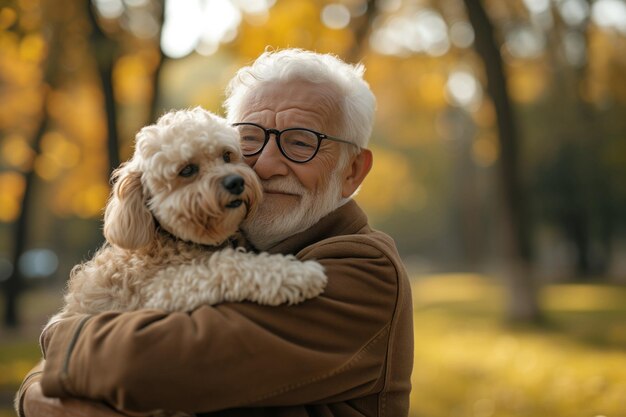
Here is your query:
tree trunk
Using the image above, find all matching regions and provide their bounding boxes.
[463,0,541,322]
[87,2,120,175]
[345,0,378,63]
[2,0,63,328]
[2,106,50,328]
[548,4,608,276]
[148,0,166,124]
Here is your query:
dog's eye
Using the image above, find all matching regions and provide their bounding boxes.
[223,151,232,163]
[179,164,199,177]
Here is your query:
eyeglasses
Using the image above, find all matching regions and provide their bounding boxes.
[232,122,357,163]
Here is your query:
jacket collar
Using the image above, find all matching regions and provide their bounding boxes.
[266,199,369,256]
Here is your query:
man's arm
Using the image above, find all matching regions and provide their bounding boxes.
[22,381,129,417]
[15,362,127,417]
[15,362,43,417]
[40,239,403,414]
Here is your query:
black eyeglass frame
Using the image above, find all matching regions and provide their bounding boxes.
[232,122,358,164]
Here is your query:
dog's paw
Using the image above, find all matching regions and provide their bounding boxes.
[298,259,327,297]
[268,259,327,306]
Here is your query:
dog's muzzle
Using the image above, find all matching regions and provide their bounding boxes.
[223,174,245,209]
[225,199,243,208]
[222,174,245,195]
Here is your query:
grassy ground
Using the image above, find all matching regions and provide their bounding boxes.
[1,276,625,417]
[410,274,626,417]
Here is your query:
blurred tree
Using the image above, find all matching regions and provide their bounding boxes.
[3,0,61,328]
[87,0,120,174]
[3,108,48,328]
[148,0,165,124]
[534,0,613,276]
[463,0,540,322]
[344,0,377,62]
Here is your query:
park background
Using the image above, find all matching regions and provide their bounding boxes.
[1,0,625,416]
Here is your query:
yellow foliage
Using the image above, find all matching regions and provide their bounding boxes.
[42,83,108,218]
[189,85,226,114]
[366,56,449,146]
[41,131,81,169]
[0,171,25,197]
[0,31,43,87]
[417,71,448,110]
[47,85,107,146]
[585,28,613,104]
[51,144,109,217]
[19,32,46,62]
[508,63,547,104]
[0,30,19,56]
[0,87,43,135]
[19,0,42,32]
[236,0,322,58]
[18,0,38,11]
[1,134,34,170]
[472,133,499,167]
[0,171,25,222]
[472,99,496,128]
[363,55,395,84]
[314,27,355,56]
[0,7,17,30]
[34,154,62,181]
[70,182,109,218]
[139,47,162,70]
[356,146,424,217]
[114,53,153,105]
[0,193,16,221]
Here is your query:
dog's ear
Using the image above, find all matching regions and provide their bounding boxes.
[103,167,155,250]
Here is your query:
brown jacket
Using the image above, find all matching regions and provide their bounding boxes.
[18,200,414,416]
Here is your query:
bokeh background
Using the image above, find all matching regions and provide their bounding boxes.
[1,0,626,416]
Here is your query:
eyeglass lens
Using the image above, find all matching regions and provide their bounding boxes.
[235,124,319,162]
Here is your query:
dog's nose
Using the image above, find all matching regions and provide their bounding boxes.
[222,174,245,195]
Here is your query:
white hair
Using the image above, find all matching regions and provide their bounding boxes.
[224,48,376,148]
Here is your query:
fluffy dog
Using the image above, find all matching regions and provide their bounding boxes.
[47,107,326,328]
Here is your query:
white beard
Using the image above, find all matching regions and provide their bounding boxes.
[242,171,346,250]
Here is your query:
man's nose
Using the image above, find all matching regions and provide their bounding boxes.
[251,136,289,179]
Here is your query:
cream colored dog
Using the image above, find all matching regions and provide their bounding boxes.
[47,107,326,328]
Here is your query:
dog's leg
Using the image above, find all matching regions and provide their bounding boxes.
[142,248,327,311]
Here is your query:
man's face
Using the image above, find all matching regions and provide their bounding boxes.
[237,80,347,248]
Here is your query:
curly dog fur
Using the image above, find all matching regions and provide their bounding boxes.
[47,107,326,328]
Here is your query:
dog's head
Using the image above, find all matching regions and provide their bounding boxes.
[103,107,262,250]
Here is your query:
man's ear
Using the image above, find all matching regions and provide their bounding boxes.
[341,148,373,198]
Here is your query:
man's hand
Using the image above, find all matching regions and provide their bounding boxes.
[23,381,129,417]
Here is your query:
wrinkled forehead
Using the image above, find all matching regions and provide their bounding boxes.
[240,79,343,130]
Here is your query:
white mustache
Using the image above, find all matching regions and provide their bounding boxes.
[260,178,306,196]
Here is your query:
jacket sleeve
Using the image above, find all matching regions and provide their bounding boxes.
[40,238,402,414]
[15,361,44,417]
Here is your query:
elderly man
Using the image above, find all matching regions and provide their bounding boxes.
[16,48,414,417]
